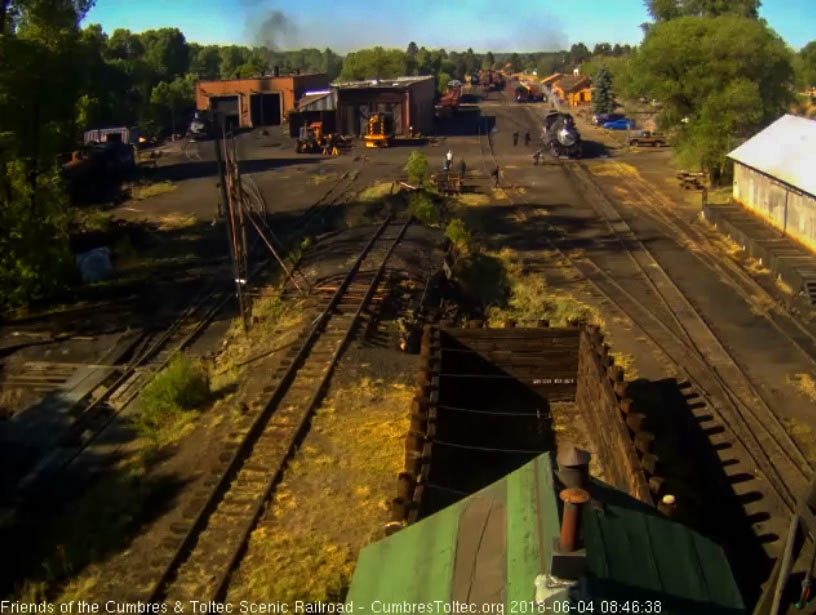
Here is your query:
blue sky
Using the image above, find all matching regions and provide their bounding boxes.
[83,0,815,52]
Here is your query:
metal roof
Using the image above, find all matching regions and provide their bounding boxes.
[553,75,591,93]
[297,91,334,111]
[331,75,434,90]
[346,453,744,613]
[727,114,816,198]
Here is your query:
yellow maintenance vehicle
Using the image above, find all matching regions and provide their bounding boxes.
[364,112,394,148]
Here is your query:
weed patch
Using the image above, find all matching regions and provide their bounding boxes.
[445,219,471,254]
[134,356,210,444]
[130,181,177,201]
[457,193,490,207]
[69,207,113,234]
[156,213,198,231]
[358,181,393,202]
[408,192,439,225]
[227,377,411,602]
[788,373,816,403]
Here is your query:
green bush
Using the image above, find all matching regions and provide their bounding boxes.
[445,218,471,253]
[455,253,510,308]
[135,356,210,442]
[408,191,438,225]
[0,162,73,309]
[404,151,429,186]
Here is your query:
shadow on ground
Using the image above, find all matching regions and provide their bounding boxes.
[626,377,772,607]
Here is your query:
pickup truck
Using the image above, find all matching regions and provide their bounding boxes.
[629,130,667,147]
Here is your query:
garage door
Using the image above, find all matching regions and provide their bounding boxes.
[250,93,281,126]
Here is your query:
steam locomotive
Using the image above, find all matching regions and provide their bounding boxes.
[541,111,582,158]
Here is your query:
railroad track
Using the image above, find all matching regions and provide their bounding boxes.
[12,163,363,501]
[16,281,234,497]
[479,103,810,536]
[132,216,410,603]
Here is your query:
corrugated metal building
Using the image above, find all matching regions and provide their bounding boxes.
[194,73,329,129]
[288,90,337,137]
[332,75,435,137]
[346,453,745,613]
[727,114,816,251]
[83,126,138,145]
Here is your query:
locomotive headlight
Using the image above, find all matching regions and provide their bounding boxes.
[558,127,576,146]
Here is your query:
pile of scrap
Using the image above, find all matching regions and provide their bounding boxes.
[677,171,706,190]
[432,172,462,195]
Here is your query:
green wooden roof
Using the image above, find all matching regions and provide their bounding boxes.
[345,454,745,614]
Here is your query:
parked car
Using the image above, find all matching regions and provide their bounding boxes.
[603,118,635,130]
[628,130,667,147]
[592,113,625,126]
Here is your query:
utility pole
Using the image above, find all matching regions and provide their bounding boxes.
[214,115,250,332]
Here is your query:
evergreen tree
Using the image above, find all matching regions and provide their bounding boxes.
[592,66,614,114]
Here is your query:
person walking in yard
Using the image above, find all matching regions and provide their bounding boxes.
[532,150,542,166]
[458,158,467,180]
[446,149,453,169]
[490,165,500,187]
[512,131,519,146]
[524,131,531,146]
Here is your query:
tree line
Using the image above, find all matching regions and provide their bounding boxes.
[2,0,815,309]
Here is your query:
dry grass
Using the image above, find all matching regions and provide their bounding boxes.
[714,234,745,257]
[484,248,604,329]
[212,288,308,391]
[130,181,177,201]
[788,373,816,403]
[782,416,816,464]
[227,376,412,602]
[457,193,491,207]
[586,160,640,179]
[311,172,337,185]
[491,187,510,201]
[745,257,770,276]
[155,213,198,231]
[358,181,393,202]
[610,351,639,381]
[776,276,794,295]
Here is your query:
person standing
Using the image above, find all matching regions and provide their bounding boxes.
[446,149,453,170]
[490,165,500,187]
[532,150,542,166]
[458,158,467,180]
[512,132,519,146]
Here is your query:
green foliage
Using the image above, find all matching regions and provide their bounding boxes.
[339,46,406,81]
[139,27,189,83]
[444,218,471,253]
[135,355,210,442]
[645,0,760,21]
[0,163,73,309]
[455,253,509,308]
[437,71,451,95]
[408,192,438,225]
[634,15,794,180]
[797,41,816,89]
[484,51,495,69]
[150,74,195,133]
[592,66,614,114]
[404,151,429,186]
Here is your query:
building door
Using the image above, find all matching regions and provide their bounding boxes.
[342,105,356,135]
[250,93,281,126]
[211,96,240,131]
[359,105,370,136]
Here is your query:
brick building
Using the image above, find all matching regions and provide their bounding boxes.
[333,76,435,137]
[194,73,329,129]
